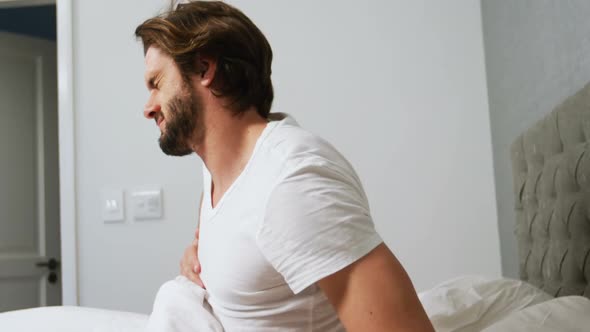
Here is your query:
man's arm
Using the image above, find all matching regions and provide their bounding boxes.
[318,243,434,332]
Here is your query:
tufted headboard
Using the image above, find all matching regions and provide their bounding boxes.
[511,83,590,298]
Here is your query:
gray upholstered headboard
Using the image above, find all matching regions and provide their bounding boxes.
[511,83,590,299]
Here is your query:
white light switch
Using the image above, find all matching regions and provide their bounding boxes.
[101,189,125,223]
[132,188,163,220]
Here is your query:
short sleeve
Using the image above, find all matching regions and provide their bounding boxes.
[256,162,383,294]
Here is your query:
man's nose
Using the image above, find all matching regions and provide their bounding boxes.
[144,101,160,119]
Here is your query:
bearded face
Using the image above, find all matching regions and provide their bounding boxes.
[158,84,206,156]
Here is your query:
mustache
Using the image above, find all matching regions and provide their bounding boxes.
[155,114,163,126]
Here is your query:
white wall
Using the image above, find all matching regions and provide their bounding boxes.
[481,0,590,278]
[73,0,501,313]
[74,0,202,312]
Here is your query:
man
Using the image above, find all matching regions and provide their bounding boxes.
[136,1,434,331]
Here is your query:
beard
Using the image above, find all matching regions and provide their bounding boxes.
[159,85,205,156]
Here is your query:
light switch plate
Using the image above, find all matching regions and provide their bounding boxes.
[101,189,125,223]
[131,188,163,220]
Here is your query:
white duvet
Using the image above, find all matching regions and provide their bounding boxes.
[1,275,589,331]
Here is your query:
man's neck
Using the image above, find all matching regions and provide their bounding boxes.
[196,108,268,202]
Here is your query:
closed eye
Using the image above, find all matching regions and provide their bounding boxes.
[147,78,156,90]
[145,74,160,91]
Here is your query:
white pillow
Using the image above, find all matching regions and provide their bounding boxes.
[419,275,553,332]
[482,296,590,332]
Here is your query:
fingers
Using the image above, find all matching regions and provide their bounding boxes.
[193,259,201,273]
[179,243,204,288]
[195,228,199,239]
[181,261,205,288]
[187,268,205,288]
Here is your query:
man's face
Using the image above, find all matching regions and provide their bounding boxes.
[143,47,205,156]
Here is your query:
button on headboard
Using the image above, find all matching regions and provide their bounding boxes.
[511,83,590,298]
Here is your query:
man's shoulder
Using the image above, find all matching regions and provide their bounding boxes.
[263,116,351,174]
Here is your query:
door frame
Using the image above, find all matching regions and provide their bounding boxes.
[0,0,77,305]
[56,0,78,305]
[0,0,78,306]
[0,0,55,8]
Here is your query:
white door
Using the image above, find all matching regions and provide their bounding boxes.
[0,31,61,312]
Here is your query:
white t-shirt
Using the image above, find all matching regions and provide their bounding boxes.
[198,113,383,331]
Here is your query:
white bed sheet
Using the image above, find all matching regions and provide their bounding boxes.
[0,276,223,332]
[1,275,586,332]
[418,275,554,332]
[0,306,148,332]
[482,296,590,332]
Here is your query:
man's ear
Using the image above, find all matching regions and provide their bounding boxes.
[197,56,217,87]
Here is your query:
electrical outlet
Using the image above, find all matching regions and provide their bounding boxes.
[131,188,163,220]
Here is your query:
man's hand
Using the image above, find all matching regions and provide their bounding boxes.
[180,229,205,288]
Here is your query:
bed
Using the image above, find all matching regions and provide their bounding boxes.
[2,85,590,331]
[510,82,590,299]
[419,82,590,331]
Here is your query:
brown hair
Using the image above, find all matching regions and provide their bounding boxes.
[135,1,274,118]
